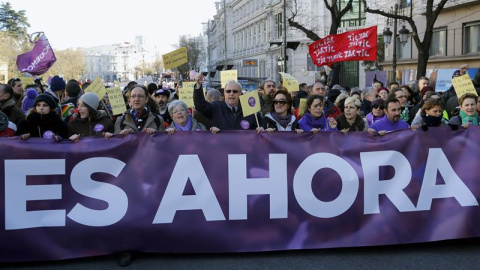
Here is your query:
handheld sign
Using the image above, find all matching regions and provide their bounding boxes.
[106,86,127,115]
[239,90,261,117]
[19,76,34,87]
[163,47,188,70]
[84,76,107,100]
[451,74,478,97]
[179,83,196,108]
[298,98,308,117]
[279,72,299,92]
[221,70,238,88]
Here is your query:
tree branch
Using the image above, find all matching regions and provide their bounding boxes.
[287,18,320,41]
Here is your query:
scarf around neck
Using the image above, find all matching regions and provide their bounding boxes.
[173,116,193,131]
[460,110,479,126]
[303,112,327,130]
[270,111,292,129]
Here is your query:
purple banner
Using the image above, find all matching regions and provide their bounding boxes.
[16,34,57,75]
[1,127,480,262]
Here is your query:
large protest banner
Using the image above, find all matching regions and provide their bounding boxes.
[1,127,480,262]
[309,26,377,66]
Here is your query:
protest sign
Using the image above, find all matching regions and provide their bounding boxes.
[279,72,299,92]
[298,98,308,117]
[239,90,261,117]
[106,86,127,115]
[84,76,107,99]
[451,74,478,97]
[19,76,34,87]
[221,70,238,88]
[309,26,377,67]
[163,47,188,70]
[179,86,195,108]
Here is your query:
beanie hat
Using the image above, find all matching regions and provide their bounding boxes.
[79,92,100,111]
[0,111,8,132]
[21,88,38,114]
[34,93,57,110]
[50,76,66,92]
[420,86,434,96]
[377,87,389,93]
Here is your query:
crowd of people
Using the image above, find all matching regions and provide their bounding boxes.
[1,69,480,140]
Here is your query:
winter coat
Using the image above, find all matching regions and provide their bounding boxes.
[0,98,25,126]
[114,109,165,134]
[67,111,114,137]
[16,111,69,138]
[262,113,299,131]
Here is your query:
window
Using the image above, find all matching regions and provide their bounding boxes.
[430,28,447,57]
[464,21,480,54]
[276,12,283,39]
[397,34,412,59]
[399,0,411,9]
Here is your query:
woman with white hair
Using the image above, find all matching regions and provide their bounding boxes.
[336,96,368,134]
[166,100,207,135]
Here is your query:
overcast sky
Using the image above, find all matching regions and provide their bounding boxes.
[7,0,218,54]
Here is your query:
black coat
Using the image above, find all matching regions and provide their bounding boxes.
[16,111,69,138]
[67,114,114,137]
[193,85,260,130]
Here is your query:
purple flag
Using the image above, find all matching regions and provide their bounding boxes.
[16,34,57,75]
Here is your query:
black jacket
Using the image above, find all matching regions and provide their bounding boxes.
[67,112,114,137]
[193,85,260,130]
[16,111,69,138]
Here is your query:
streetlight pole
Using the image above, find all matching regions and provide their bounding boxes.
[392,3,398,83]
[283,0,287,73]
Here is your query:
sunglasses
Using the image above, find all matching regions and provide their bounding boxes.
[225,89,239,94]
[372,105,385,109]
[273,99,287,105]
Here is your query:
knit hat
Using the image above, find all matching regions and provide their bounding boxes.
[377,87,389,93]
[420,86,434,96]
[21,88,38,114]
[34,93,57,110]
[50,76,66,92]
[0,111,8,132]
[79,92,100,111]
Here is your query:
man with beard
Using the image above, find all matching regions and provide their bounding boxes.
[0,83,25,126]
[154,88,172,125]
[260,80,276,116]
[368,97,410,135]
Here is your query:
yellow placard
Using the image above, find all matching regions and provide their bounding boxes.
[106,86,127,115]
[239,90,261,117]
[298,98,308,117]
[279,72,299,92]
[114,80,121,87]
[452,74,478,97]
[182,82,196,91]
[84,76,107,100]
[19,76,34,87]
[162,47,188,70]
[221,70,238,89]
[179,87,195,108]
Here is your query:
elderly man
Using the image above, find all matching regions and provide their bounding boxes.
[193,75,260,132]
[113,86,165,135]
[360,87,379,117]
[0,83,25,126]
[260,79,276,116]
[368,97,410,135]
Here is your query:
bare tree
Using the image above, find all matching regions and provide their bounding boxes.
[174,35,205,80]
[42,48,86,81]
[363,0,449,79]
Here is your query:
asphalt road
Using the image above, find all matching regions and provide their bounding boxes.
[2,238,480,270]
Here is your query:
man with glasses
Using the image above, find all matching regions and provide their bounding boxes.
[193,74,260,131]
[112,86,165,135]
[260,80,276,116]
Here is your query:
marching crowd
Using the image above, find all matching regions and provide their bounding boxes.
[1,69,480,141]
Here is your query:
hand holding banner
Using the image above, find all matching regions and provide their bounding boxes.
[163,47,188,70]
[451,74,478,97]
[279,72,299,92]
[221,70,238,88]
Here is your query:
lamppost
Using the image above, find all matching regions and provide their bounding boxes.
[383,3,410,83]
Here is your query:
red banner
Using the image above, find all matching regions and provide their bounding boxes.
[309,26,377,67]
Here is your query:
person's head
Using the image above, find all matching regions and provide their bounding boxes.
[147,83,158,96]
[350,90,361,100]
[65,81,82,98]
[373,80,383,90]
[262,80,276,97]
[378,87,389,101]
[206,89,223,102]
[389,82,399,90]
[306,94,324,118]
[271,89,292,116]
[477,97,480,113]
[458,93,478,117]
[418,77,429,92]
[224,80,242,107]
[49,76,66,102]
[452,70,461,79]
[168,100,189,126]
[384,97,402,122]
[343,97,361,121]
[421,98,443,117]
[299,83,308,92]
[21,88,38,114]
[425,91,441,100]
[8,77,23,96]
[371,98,385,117]
[390,88,407,107]
[78,92,100,119]
[363,87,378,102]
[400,85,414,100]
[154,89,170,108]
[33,93,57,115]
[0,83,14,102]
[311,82,326,97]
[420,86,435,100]
[334,93,349,112]
[129,86,149,112]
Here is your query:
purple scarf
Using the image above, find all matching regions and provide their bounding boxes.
[173,116,193,131]
[270,112,292,129]
[302,112,327,130]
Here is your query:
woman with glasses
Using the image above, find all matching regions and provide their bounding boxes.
[365,99,386,126]
[262,89,302,133]
[298,95,337,133]
[165,100,207,135]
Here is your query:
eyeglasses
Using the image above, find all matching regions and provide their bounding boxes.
[311,103,324,108]
[273,99,287,105]
[225,89,239,94]
[130,95,145,99]
[372,105,385,110]
[172,109,186,114]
